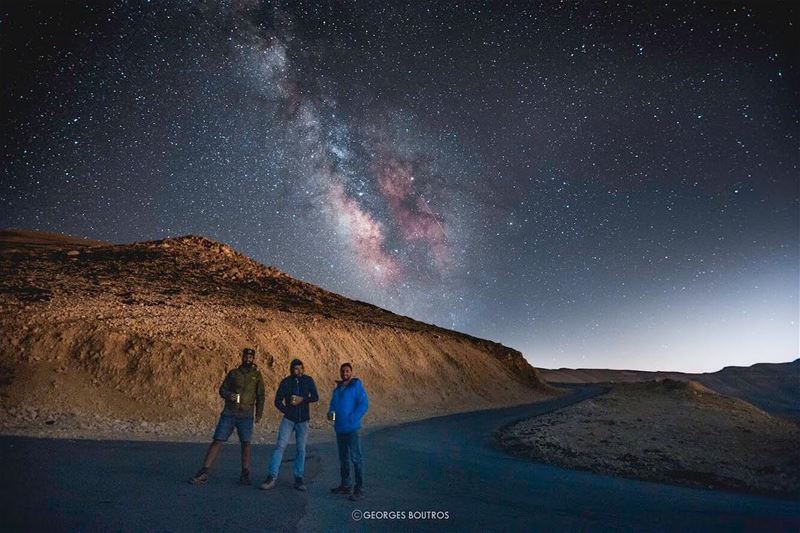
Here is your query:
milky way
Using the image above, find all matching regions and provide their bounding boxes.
[2,1,797,371]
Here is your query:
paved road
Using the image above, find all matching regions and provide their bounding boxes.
[2,385,798,532]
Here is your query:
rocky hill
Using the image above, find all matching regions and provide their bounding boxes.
[538,359,800,420]
[498,379,800,498]
[0,229,554,442]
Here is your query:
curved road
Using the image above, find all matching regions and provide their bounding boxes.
[2,385,797,532]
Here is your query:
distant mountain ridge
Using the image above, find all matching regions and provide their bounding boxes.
[538,359,800,420]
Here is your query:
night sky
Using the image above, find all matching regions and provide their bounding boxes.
[2,1,798,372]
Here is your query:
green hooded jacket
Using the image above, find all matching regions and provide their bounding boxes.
[219,364,265,419]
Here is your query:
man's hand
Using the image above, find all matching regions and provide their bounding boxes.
[290,395,304,406]
[229,393,239,402]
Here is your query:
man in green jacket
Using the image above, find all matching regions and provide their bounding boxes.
[189,347,265,486]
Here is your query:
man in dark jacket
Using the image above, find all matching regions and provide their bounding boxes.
[260,358,318,491]
[189,347,265,486]
[328,362,369,501]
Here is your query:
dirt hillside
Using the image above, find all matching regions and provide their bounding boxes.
[497,380,800,498]
[538,359,800,420]
[0,229,555,442]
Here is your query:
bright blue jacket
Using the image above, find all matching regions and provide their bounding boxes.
[328,378,369,434]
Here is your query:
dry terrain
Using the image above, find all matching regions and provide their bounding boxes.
[538,360,800,420]
[0,229,555,442]
[497,380,800,498]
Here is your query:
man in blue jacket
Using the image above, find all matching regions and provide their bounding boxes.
[328,362,369,501]
[260,358,318,491]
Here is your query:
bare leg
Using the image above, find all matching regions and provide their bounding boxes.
[241,441,251,471]
[202,440,224,469]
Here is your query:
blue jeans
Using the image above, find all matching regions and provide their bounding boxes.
[336,430,363,490]
[268,417,309,479]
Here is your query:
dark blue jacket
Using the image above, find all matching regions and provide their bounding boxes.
[275,367,319,423]
[328,378,369,433]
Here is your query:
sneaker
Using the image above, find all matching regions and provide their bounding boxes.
[294,477,307,492]
[349,488,363,501]
[259,475,277,490]
[330,485,352,495]
[189,468,209,485]
[239,469,251,486]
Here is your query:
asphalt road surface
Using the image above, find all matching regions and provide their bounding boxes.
[2,385,798,532]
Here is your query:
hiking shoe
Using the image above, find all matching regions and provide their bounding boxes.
[239,469,251,486]
[349,488,363,501]
[189,468,209,485]
[259,475,277,490]
[330,485,352,495]
[294,477,307,492]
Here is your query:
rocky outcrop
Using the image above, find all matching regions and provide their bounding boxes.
[0,230,554,441]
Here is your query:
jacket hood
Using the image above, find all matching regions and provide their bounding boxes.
[289,358,304,374]
[335,377,360,386]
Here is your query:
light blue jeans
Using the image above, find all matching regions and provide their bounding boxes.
[268,417,309,479]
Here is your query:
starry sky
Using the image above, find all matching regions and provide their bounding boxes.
[2,1,798,372]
